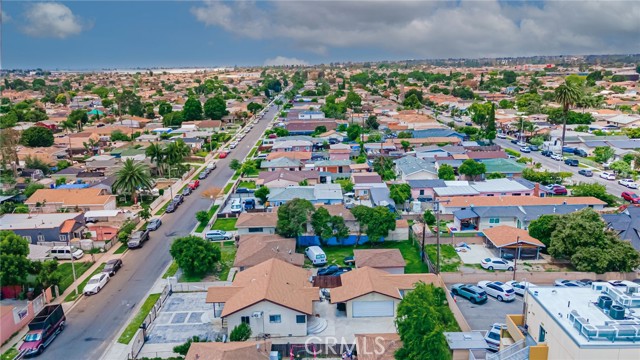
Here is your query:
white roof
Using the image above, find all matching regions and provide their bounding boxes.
[0,213,81,230]
[434,186,479,196]
[84,210,121,218]
[471,178,531,193]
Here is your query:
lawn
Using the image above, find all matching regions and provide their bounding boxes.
[117,293,161,344]
[113,243,128,254]
[232,172,241,180]
[54,261,95,296]
[195,205,220,233]
[248,147,258,158]
[154,201,170,216]
[309,240,429,274]
[211,218,237,231]
[237,181,256,189]
[223,183,234,194]
[162,261,179,279]
[425,244,461,272]
[1,348,18,360]
[64,263,106,302]
[180,241,236,282]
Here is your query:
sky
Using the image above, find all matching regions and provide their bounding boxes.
[2,0,640,70]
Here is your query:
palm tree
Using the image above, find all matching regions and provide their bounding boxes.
[60,120,76,158]
[112,159,152,203]
[165,140,190,177]
[145,143,165,176]
[554,81,582,147]
[83,138,99,156]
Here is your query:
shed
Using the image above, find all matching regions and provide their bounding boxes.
[482,225,545,260]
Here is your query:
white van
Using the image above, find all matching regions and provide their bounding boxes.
[600,171,616,180]
[305,246,327,266]
[48,246,84,260]
[230,199,243,213]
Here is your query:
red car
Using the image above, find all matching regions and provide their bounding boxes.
[622,191,640,204]
[546,184,568,195]
[219,151,229,159]
[188,180,200,190]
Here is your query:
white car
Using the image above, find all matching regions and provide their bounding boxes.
[618,179,638,189]
[83,273,109,295]
[551,153,563,161]
[484,323,506,351]
[505,281,536,296]
[496,133,507,139]
[480,257,514,271]
[600,171,616,180]
[229,142,238,149]
[477,281,516,302]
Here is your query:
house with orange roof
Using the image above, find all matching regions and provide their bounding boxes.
[482,225,546,260]
[205,259,319,337]
[185,340,272,360]
[234,234,304,270]
[25,188,116,213]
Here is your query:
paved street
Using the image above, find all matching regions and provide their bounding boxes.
[40,104,279,360]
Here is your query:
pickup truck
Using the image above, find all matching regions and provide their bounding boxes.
[19,304,65,356]
[127,229,150,248]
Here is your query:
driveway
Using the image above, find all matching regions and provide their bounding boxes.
[451,285,525,331]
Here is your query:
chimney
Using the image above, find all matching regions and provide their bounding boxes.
[533,183,540,197]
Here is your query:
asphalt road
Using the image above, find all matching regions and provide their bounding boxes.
[41,104,279,360]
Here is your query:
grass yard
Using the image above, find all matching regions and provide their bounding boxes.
[195,205,220,233]
[162,261,179,279]
[180,241,236,282]
[117,293,161,344]
[54,261,95,296]
[154,201,170,216]
[113,243,128,254]
[248,147,258,158]
[237,181,256,189]
[223,183,234,194]
[307,240,429,274]
[212,218,237,231]
[232,172,241,180]
[425,244,461,272]
[1,348,18,360]
[64,263,106,302]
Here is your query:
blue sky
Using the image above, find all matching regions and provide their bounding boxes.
[2,1,639,70]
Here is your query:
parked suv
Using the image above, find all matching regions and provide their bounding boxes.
[173,194,184,205]
[450,284,488,304]
[48,246,84,260]
[564,158,579,167]
[622,192,640,204]
[477,281,516,302]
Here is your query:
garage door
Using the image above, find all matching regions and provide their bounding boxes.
[352,301,394,317]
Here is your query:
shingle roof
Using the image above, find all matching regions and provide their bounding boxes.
[395,156,437,176]
[185,341,272,360]
[479,158,526,174]
[354,249,406,268]
[235,212,278,228]
[206,259,319,316]
[441,196,605,208]
[603,206,640,251]
[407,179,447,189]
[482,225,545,248]
[25,188,114,206]
[260,157,302,168]
[234,234,304,268]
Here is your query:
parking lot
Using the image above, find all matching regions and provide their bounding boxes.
[219,193,259,214]
[451,285,525,332]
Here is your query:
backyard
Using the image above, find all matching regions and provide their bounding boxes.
[237,180,256,189]
[211,218,237,231]
[425,244,461,272]
[180,241,236,282]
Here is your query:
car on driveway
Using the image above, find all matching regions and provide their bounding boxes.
[236,187,255,194]
[147,218,162,231]
[622,192,640,204]
[205,230,232,241]
[83,273,109,296]
[103,259,123,276]
[545,184,568,195]
[477,281,516,302]
[485,323,507,351]
[578,169,593,177]
[505,281,536,296]
[619,179,638,189]
[555,279,586,287]
[480,257,514,271]
[317,265,340,276]
[451,284,488,304]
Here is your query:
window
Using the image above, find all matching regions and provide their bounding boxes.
[269,315,281,323]
[37,235,45,242]
[296,315,306,324]
[23,236,32,242]
[538,325,546,342]
[59,235,67,242]
[419,190,425,196]
[248,228,263,233]
[241,316,250,325]
[489,218,500,224]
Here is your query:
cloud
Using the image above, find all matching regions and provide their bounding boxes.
[191,0,640,58]
[2,11,11,23]
[22,2,90,39]
[264,56,309,66]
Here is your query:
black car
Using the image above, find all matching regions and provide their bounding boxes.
[510,139,519,144]
[103,259,123,276]
[529,145,539,151]
[578,169,593,177]
[564,159,579,167]
[182,187,192,196]
[236,187,255,194]
[173,194,184,205]
[317,265,340,276]
[166,202,177,213]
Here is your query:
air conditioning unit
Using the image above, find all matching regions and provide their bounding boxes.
[252,311,263,318]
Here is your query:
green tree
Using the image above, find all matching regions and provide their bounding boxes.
[403,94,422,109]
[162,111,185,127]
[400,140,411,152]
[365,206,397,243]
[389,184,411,208]
[24,183,45,198]
[335,179,354,193]
[528,214,559,248]
[170,235,221,277]
[593,146,615,163]
[458,159,486,180]
[276,198,315,238]
[158,102,172,116]
[110,130,130,142]
[195,210,209,224]
[610,160,632,177]
[346,124,362,141]
[240,160,256,176]
[344,91,362,109]
[0,111,18,129]
[423,210,436,226]
[229,323,252,341]
[254,186,270,205]
[485,103,497,143]
[139,205,152,222]
[173,336,204,356]
[145,143,166,176]
[229,159,241,171]
[247,102,263,115]
[0,231,32,286]
[311,207,331,239]
[438,164,456,180]
[571,182,618,207]
[203,96,228,120]
[555,80,582,147]
[55,94,67,105]
[395,282,459,360]
[24,155,51,175]
[502,70,517,84]
[112,159,152,202]
[20,126,54,147]
[365,115,379,130]
[183,97,203,121]
[373,156,396,180]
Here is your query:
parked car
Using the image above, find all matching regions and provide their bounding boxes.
[516,141,527,147]
[618,179,638,189]
[564,159,579,167]
[219,151,229,158]
[332,267,352,277]
[621,192,640,204]
[505,281,536,296]
[127,229,150,248]
[343,256,355,266]
[173,194,184,205]
[244,198,256,210]
[520,146,531,153]
[317,265,340,276]
[83,273,109,295]
[484,323,507,351]
[189,180,200,189]
[551,153,563,161]
[545,184,568,195]
[510,139,519,144]
[205,230,232,241]
[578,169,593,177]
[497,133,507,139]
[555,279,586,287]
[19,305,65,356]
[103,259,123,276]
[541,150,551,157]
[206,162,217,171]
[198,171,208,180]
[562,146,577,154]
[182,187,192,196]
[450,284,488,304]
[48,246,84,260]
[480,257,514,271]
[230,199,243,213]
[477,281,516,302]
[529,145,539,151]
[236,187,255,194]
[305,246,327,266]
[165,202,177,213]
[574,149,588,157]
[600,171,616,180]
[147,218,162,231]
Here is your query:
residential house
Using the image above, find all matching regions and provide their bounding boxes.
[234,234,304,271]
[395,156,438,181]
[311,204,358,232]
[268,184,342,206]
[354,249,406,274]
[313,159,351,174]
[271,140,313,153]
[331,267,437,318]
[482,225,546,260]
[407,179,447,201]
[329,144,351,161]
[185,341,272,360]
[260,158,303,172]
[180,137,205,150]
[433,178,535,198]
[256,170,320,188]
[205,259,319,337]
[265,151,312,162]
[352,173,386,200]
[0,213,85,244]
[478,158,526,179]
[602,206,640,252]
[25,188,117,213]
[235,212,278,235]
[412,129,466,140]
[286,120,337,135]
[298,110,325,120]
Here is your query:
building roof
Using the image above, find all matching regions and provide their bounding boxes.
[234,234,304,268]
[185,341,272,360]
[482,225,545,248]
[469,178,532,193]
[407,179,447,189]
[443,332,488,350]
[235,212,278,228]
[266,151,312,161]
[395,156,437,176]
[354,249,406,268]
[25,188,114,207]
[440,196,605,208]
[331,267,437,303]
[260,157,302,168]
[0,213,82,230]
[434,186,480,197]
[478,158,526,174]
[206,258,319,317]
[315,204,355,221]
[355,333,402,360]
[351,173,383,184]
[603,206,640,251]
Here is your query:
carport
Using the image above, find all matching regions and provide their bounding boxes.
[482,225,545,260]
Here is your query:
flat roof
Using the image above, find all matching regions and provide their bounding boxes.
[0,213,82,230]
[529,284,640,348]
[443,332,488,350]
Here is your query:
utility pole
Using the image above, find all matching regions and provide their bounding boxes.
[513,236,521,281]
[432,199,449,275]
